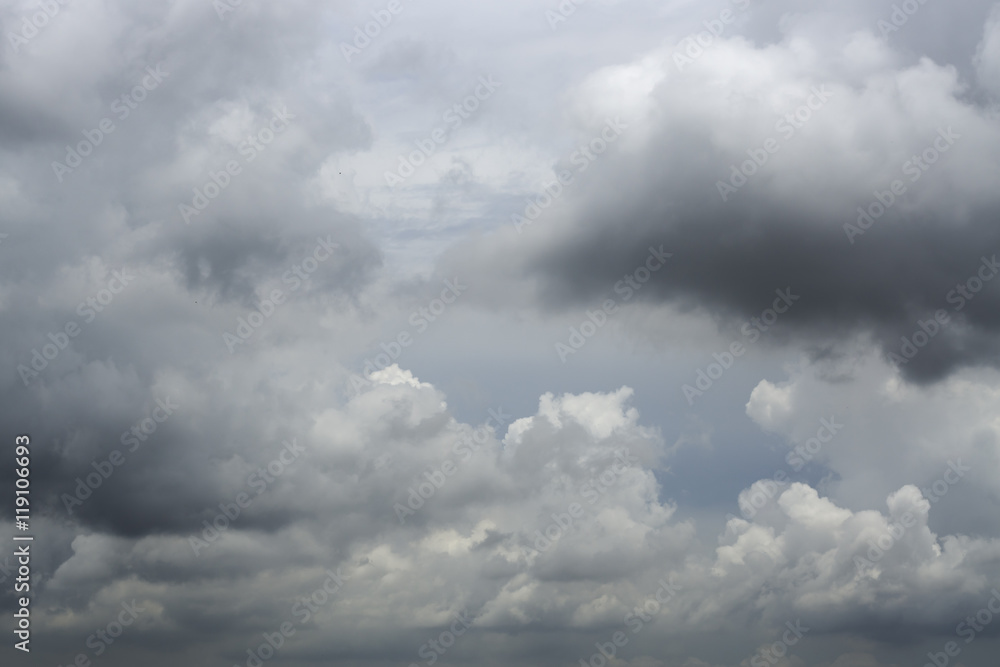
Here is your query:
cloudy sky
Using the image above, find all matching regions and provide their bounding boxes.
[3,0,1000,665]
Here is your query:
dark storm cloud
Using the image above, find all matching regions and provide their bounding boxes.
[439,15,1000,383]
[527,188,1000,383]
[0,0,384,556]
[0,0,383,605]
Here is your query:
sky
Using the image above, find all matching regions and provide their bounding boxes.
[2,0,1000,666]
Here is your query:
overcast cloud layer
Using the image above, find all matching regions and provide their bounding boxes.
[2,1,1000,666]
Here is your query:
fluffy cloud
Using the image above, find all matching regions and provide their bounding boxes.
[22,364,998,665]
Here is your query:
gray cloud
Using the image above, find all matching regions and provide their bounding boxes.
[3,0,1000,665]
[439,15,1000,383]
